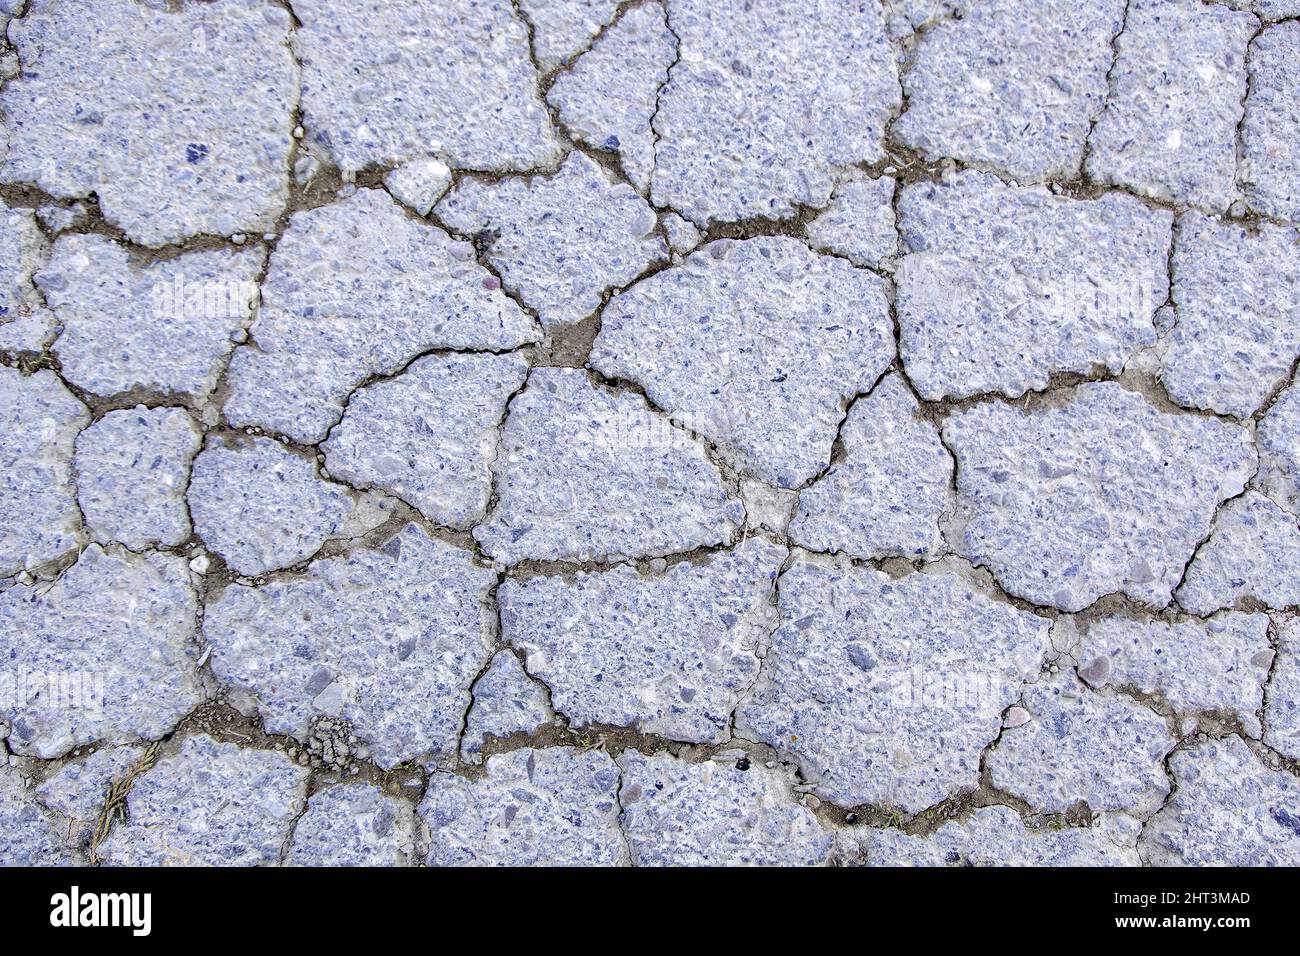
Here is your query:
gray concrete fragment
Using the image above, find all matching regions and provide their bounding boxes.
[1177,492,1300,614]
[520,0,623,70]
[323,353,529,529]
[501,539,786,744]
[592,236,894,488]
[895,0,1125,182]
[944,382,1256,612]
[292,0,560,174]
[437,152,666,327]
[38,235,264,400]
[0,547,202,759]
[286,783,416,866]
[205,524,495,769]
[1159,214,1300,418]
[225,189,539,443]
[856,805,1142,866]
[460,652,555,764]
[36,745,143,850]
[0,200,50,353]
[651,0,899,224]
[805,174,897,270]
[896,172,1171,401]
[97,735,309,866]
[1242,22,1300,223]
[1258,380,1300,516]
[189,436,356,576]
[384,158,453,217]
[0,767,69,866]
[0,366,87,576]
[1265,617,1300,760]
[473,368,742,564]
[619,751,832,865]
[419,747,625,866]
[1085,0,1257,211]
[1077,613,1272,736]
[736,554,1051,811]
[790,373,952,560]
[547,2,676,193]
[0,0,297,246]
[76,407,202,550]
[987,670,1174,815]
[1141,735,1300,865]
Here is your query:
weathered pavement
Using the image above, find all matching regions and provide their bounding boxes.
[2,0,1300,867]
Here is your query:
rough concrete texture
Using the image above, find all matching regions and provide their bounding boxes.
[3,0,1298,869]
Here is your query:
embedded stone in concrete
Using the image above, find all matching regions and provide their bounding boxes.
[0,366,87,576]
[286,783,416,867]
[1159,214,1300,418]
[857,805,1142,867]
[1077,613,1273,736]
[0,546,202,759]
[76,407,202,550]
[1242,22,1300,223]
[501,539,786,744]
[291,0,560,174]
[651,0,899,224]
[419,747,625,866]
[1176,491,1300,614]
[204,524,496,769]
[0,0,297,246]
[460,652,556,763]
[436,152,666,327]
[96,735,309,866]
[804,174,898,269]
[894,0,1125,182]
[895,172,1171,401]
[188,436,355,577]
[224,189,540,443]
[38,234,264,400]
[1141,735,1300,866]
[1085,0,1257,211]
[943,382,1256,612]
[473,368,742,564]
[322,353,529,529]
[619,751,832,866]
[547,2,677,193]
[987,670,1174,815]
[591,236,894,488]
[790,373,952,560]
[736,554,1051,812]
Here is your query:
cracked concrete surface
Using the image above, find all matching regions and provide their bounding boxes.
[2,0,1300,868]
